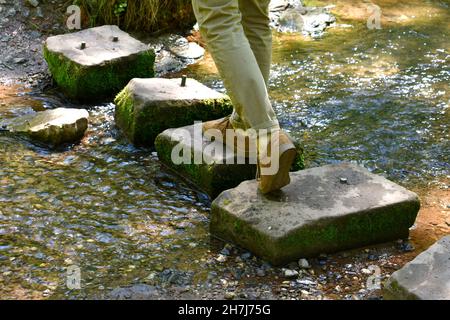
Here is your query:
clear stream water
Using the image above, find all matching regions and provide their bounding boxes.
[0,0,449,299]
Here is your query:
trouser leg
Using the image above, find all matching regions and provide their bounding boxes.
[231,0,273,129]
[192,0,279,131]
[239,0,272,86]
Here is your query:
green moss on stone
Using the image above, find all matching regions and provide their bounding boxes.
[211,197,419,265]
[44,45,155,101]
[116,92,233,146]
[155,134,259,198]
[114,87,136,141]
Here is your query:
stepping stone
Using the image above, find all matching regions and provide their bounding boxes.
[155,123,305,198]
[115,78,233,146]
[384,236,450,300]
[211,163,420,265]
[2,108,89,146]
[44,25,155,101]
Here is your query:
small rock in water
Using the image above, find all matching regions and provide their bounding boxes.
[220,247,231,256]
[224,292,236,300]
[368,254,378,261]
[361,268,372,275]
[170,40,205,60]
[283,269,299,278]
[4,108,89,147]
[216,254,227,263]
[27,0,39,7]
[241,252,252,260]
[13,57,27,64]
[298,258,311,269]
[297,279,316,286]
[256,269,266,277]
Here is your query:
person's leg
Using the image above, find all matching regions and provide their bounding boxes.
[193,0,296,194]
[192,0,279,131]
[239,0,272,86]
[230,0,273,129]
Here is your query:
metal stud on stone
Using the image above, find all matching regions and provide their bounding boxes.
[181,75,187,87]
[80,42,86,50]
[340,177,348,184]
[113,36,119,42]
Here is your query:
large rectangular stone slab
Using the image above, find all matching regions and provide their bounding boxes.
[44,25,155,100]
[155,124,305,198]
[384,236,450,300]
[211,163,420,265]
[115,78,233,146]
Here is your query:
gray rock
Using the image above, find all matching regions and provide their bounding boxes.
[27,0,39,8]
[109,284,159,300]
[116,78,232,147]
[148,34,205,76]
[35,6,43,18]
[283,269,299,278]
[168,37,205,60]
[13,57,27,64]
[256,268,266,277]
[154,123,304,198]
[298,259,311,269]
[384,236,450,300]
[276,6,335,37]
[4,108,89,146]
[269,0,290,12]
[211,163,420,265]
[224,292,236,300]
[154,50,185,75]
[44,25,155,100]
[155,123,258,198]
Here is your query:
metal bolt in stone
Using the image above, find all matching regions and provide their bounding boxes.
[113,36,119,42]
[181,75,187,87]
[80,42,86,50]
[340,177,348,184]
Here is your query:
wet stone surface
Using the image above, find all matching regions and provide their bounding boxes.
[3,108,89,146]
[44,25,155,100]
[148,34,206,77]
[211,163,420,265]
[155,123,304,198]
[269,0,336,37]
[384,236,450,300]
[115,78,232,147]
[155,124,259,199]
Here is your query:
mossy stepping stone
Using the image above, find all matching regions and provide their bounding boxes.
[3,108,89,146]
[211,163,420,265]
[44,25,155,101]
[155,123,304,198]
[384,236,450,300]
[115,78,233,146]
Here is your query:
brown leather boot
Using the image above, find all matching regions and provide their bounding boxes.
[257,130,297,194]
[202,116,233,140]
[202,117,255,158]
